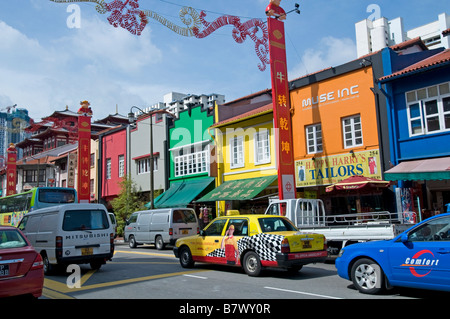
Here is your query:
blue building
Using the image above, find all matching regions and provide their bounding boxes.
[380,47,450,219]
[0,107,31,161]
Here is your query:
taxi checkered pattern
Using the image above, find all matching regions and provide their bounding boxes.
[206,233,284,261]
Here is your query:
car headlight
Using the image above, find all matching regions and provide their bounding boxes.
[338,248,345,258]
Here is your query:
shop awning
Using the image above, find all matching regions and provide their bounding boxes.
[197,175,277,202]
[152,177,215,208]
[384,157,450,181]
[326,175,390,193]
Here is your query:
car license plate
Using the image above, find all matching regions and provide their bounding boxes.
[302,241,312,249]
[181,229,188,235]
[0,264,9,277]
[81,247,93,256]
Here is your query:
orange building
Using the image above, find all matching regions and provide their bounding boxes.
[289,64,386,212]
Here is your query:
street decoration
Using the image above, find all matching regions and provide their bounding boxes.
[6,143,17,196]
[192,11,269,71]
[50,0,269,71]
[266,0,298,199]
[77,100,93,203]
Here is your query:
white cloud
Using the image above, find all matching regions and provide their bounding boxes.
[289,36,357,79]
[0,17,164,120]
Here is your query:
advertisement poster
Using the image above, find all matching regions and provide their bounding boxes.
[295,149,382,187]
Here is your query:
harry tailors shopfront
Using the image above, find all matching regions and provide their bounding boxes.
[289,65,395,214]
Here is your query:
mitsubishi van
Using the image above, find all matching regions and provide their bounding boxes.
[18,203,114,275]
[124,208,199,250]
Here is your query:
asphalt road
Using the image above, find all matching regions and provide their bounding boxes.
[39,242,450,303]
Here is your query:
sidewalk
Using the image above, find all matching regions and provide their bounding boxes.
[114,236,125,245]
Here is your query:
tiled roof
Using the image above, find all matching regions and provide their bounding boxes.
[379,49,450,82]
[212,103,273,128]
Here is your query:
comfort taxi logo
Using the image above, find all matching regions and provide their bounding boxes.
[401,250,440,277]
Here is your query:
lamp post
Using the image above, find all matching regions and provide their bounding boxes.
[128,106,174,209]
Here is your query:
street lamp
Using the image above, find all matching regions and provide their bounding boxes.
[128,106,174,209]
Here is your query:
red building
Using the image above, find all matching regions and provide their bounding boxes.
[98,125,128,208]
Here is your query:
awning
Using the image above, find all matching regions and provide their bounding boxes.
[197,175,277,202]
[384,157,450,181]
[152,177,215,208]
[326,175,390,193]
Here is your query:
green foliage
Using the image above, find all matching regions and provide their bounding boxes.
[111,175,146,236]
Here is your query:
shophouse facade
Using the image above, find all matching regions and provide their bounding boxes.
[127,111,172,206]
[288,43,437,215]
[198,103,278,216]
[380,48,450,218]
[153,104,215,213]
[98,125,127,208]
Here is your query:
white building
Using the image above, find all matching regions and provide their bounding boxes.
[356,12,450,57]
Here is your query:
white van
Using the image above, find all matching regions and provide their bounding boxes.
[124,208,199,250]
[18,203,115,275]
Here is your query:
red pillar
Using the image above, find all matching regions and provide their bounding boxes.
[6,143,17,196]
[267,14,296,199]
[77,101,92,203]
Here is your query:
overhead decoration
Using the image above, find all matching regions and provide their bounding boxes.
[192,11,269,71]
[50,0,268,71]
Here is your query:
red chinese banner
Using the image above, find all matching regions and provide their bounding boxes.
[268,16,296,199]
[77,101,93,203]
[6,143,17,196]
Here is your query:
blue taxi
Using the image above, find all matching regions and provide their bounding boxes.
[336,213,450,294]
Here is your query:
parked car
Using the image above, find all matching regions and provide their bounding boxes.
[0,226,44,299]
[124,208,199,250]
[18,203,115,275]
[336,213,450,294]
[173,214,327,276]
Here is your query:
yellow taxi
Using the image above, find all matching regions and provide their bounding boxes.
[173,214,327,276]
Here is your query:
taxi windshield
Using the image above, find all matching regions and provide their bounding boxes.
[258,217,297,233]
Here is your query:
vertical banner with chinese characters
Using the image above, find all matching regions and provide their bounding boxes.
[6,143,17,196]
[77,101,93,203]
[268,16,296,199]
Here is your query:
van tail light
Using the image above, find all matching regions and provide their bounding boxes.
[197,227,200,234]
[31,253,44,270]
[56,236,63,259]
[281,238,290,254]
[169,228,173,236]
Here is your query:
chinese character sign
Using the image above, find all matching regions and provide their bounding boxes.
[77,101,92,203]
[268,15,295,199]
[6,143,17,196]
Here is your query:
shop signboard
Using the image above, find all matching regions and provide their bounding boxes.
[295,149,382,187]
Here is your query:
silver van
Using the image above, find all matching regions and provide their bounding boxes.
[124,208,199,250]
[18,203,115,275]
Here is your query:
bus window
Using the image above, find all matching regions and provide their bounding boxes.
[38,189,76,204]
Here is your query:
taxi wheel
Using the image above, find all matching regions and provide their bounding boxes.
[351,258,385,294]
[179,246,195,268]
[243,251,262,277]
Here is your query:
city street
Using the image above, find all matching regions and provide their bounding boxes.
[40,243,449,301]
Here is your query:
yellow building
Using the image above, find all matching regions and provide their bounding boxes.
[197,104,279,215]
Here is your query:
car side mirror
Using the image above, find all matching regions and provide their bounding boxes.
[200,230,206,237]
[401,233,409,243]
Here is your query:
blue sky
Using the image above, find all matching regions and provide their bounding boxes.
[0,0,448,121]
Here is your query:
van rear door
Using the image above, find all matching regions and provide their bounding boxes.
[172,209,198,240]
[62,209,111,258]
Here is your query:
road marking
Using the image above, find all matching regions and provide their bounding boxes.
[43,269,210,295]
[264,286,343,299]
[183,274,208,279]
[115,250,176,258]
[42,287,76,299]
